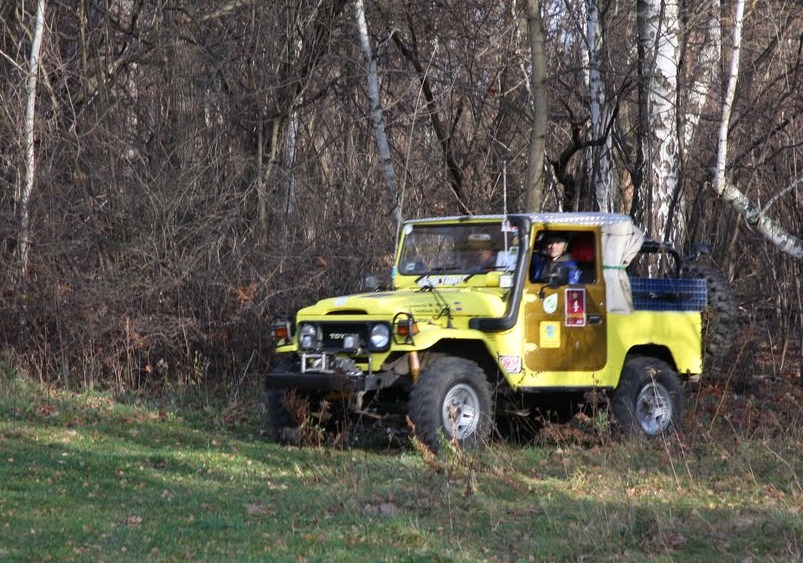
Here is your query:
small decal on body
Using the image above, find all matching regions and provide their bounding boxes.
[543,293,558,315]
[499,355,522,374]
[417,274,469,287]
[540,321,561,348]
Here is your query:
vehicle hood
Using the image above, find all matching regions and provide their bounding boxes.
[297,288,508,322]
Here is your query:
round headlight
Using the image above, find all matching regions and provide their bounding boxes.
[298,323,319,350]
[369,324,390,349]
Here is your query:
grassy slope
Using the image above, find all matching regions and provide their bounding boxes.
[1,373,801,562]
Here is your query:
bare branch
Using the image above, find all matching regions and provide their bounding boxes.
[716,177,803,260]
[760,177,803,217]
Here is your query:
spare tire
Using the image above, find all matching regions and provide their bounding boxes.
[681,264,738,366]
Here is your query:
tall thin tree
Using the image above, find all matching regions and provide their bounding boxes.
[524,0,547,212]
[354,0,398,223]
[637,0,681,243]
[586,0,613,212]
[19,0,46,276]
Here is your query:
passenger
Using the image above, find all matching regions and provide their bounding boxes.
[466,239,497,272]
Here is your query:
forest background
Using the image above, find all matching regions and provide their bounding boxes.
[0,0,801,397]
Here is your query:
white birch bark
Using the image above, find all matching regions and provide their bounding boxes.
[639,0,681,242]
[20,0,47,275]
[284,110,299,218]
[283,30,303,224]
[712,0,803,260]
[713,0,743,198]
[353,0,398,222]
[586,0,613,212]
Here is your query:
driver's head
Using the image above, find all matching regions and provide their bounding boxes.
[545,234,569,259]
[466,236,495,256]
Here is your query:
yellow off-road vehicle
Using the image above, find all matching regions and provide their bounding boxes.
[266,213,735,448]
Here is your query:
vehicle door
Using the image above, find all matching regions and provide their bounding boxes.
[524,228,607,372]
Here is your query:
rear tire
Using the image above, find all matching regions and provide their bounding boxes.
[408,357,493,451]
[612,357,684,438]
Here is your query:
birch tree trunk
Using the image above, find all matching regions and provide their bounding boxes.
[524,0,548,212]
[712,0,803,260]
[19,0,47,276]
[586,0,613,212]
[637,0,681,242]
[284,112,299,221]
[283,26,304,227]
[353,0,398,223]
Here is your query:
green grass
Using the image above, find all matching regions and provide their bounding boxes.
[1,371,801,562]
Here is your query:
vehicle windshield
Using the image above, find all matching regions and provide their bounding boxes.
[397,222,520,275]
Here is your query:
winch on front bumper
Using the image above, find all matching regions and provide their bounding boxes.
[264,352,392,392]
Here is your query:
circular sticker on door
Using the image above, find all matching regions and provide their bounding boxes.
[543,293,558,315]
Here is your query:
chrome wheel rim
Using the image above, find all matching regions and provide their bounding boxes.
[635,381,673,436]
[441,383,481,440]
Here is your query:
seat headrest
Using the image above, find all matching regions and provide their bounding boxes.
[572,235,595,262]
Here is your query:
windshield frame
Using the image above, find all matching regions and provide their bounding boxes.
[396,220,520,277]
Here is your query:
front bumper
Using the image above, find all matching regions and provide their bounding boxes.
[265,370,395,392]
[265,370,362,392]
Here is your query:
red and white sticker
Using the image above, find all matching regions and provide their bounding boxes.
[499,355,522,374]
[565,288,587,327]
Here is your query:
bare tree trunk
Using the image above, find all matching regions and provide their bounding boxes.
[19,0,46,276]
[284,109,299,221]
[256,110,266,229]
[712,0,803,260]
[282,23,304,228]
[586,0,613,212]
[354,0,398,223]
[524,0,547,212]
[683,0,720,151]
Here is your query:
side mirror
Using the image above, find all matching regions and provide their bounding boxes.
[364,275,383,292]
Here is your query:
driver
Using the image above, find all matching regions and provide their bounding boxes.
[531,233,581,284]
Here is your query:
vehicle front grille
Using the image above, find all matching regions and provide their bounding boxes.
[319,322,371,350]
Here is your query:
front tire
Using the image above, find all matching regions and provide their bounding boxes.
[408,357,493,450]
[612,357,684,438]
[267,388,298,444]
[266,359,313,445]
